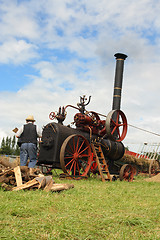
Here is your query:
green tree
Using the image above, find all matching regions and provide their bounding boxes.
[12,135,16,149]
[0,137,6,154]
[0,136,20,155]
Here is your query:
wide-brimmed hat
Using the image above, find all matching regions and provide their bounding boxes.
[26,115,35,122]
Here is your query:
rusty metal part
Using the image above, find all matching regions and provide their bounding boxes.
[49,112,56,120]
[149,160,159,177]
[60,134,92,179]
[119,164,135,182]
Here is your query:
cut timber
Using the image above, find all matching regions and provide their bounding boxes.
[35,176,48,189]
[43,178,55,192]
[1,183,13,191]
[0,168,13,176]
[14,166,22,187]
[0,156,19,168]
[0,168,14,183]
[50,183,74,192]
[0,158,14,168]
[12,178,39,191]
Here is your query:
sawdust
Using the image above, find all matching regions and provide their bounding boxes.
[145,173,160,182]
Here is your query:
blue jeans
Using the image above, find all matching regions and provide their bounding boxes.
[20,143,37,168]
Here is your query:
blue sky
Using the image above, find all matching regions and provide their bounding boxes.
[1,0,160,152]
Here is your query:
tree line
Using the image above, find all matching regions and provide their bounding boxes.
[0,136,20,155]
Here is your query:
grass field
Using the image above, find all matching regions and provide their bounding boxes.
[0,172,160,240]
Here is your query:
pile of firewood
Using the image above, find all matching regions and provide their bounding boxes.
[0,157,74,192]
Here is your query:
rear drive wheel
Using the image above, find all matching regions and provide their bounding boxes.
[60,134,92,179]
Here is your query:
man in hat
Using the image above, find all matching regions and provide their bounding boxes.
[16,115,42,174]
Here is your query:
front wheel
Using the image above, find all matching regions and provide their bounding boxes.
[119,164,135,182]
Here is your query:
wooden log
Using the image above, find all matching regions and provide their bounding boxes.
[12,178,39,191]
[0,168,13,176]
[35,176,46,189]
[0,168,14,183]
[1,183,13,191]
[0,157,18,168]
[0,175,10,183]
[43,178,54,192]
[50,183,74,192]
[0,158,13,168]
[14,166,22,187]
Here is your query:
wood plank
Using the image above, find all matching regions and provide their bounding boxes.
[50,183,74,192]
[14,166,22,187]
[12,179,39,191]
[43,179,54,192]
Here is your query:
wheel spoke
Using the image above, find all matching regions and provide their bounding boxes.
[68,142,74,153]
[65,148,74,156]
[111,125,117,135]
[111,118,116,125]
[76,161,81,175]
[64,155,73,159]
[65,157,74,167]
[116,111,120,124]
[77,139,85,153]
[74,161,76,175]
[80,154,90,158]
[116,127,121,138]
[119,123,125,127]
[72,137,76,152]
[76,136,80,152]
[78,145,89,155]
[68,160,75,174]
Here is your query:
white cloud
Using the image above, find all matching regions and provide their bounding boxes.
[0,0,160,152]
[0,0,40,41]
[0,39,38,64]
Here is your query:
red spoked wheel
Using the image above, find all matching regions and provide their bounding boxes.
[119,164,135,182]
[49,112,56,120]
[106,110,127,142]
[60,134,92,179]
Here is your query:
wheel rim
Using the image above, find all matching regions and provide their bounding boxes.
[106,110,127,142]
[119,164,134,181]
[149,160,158,177]
[60,134,92,178]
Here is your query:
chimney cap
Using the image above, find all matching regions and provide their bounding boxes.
[114,53,128,60]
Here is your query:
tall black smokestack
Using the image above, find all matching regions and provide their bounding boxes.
[112,53,128,110]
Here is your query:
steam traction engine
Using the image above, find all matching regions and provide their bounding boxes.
[38,53,135,181]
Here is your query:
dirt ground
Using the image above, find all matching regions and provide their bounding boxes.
[145,173,160,182]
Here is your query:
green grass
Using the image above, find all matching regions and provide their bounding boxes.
[0,173,160,240]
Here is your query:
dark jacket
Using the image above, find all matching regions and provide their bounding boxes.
[19,123,38,145]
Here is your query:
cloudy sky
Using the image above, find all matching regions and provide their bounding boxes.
[1,0,160,152]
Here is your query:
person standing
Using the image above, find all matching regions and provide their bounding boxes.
[16,115,42,174]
